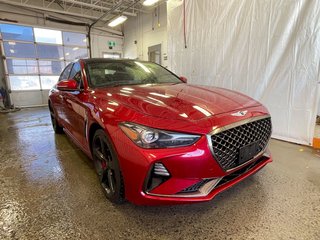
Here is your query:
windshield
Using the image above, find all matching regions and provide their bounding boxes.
[86,61,181,88]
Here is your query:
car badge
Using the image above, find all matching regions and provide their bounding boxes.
[231,110,248,117]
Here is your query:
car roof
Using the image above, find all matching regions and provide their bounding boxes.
[81,58,147,64]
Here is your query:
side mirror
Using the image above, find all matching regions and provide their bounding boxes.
[57,79,78,91]
[180,76,187,83]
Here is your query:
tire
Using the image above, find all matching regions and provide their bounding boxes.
[92,129,125,204]
[49,104,63,134]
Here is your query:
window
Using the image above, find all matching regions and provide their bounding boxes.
[59,64,73,81]
[3,42,36,58]
[40,76,59,89]
[0,24,89,95]
[38,61,65,75]
[6,59,38,74]
[34,28,62,44]
[37,44,64,59]
[63,32,87,46]
[69,62,82,87]
[9,76,40,90]
[64,47,88,60]
[0,24,34,42]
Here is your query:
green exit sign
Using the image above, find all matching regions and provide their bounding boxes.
[108,41,116,47]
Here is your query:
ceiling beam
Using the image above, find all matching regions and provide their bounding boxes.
[0,0,113,20]
[59,0,137,16]
[0,0,123,35]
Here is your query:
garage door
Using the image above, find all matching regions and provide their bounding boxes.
[0,23,89,107]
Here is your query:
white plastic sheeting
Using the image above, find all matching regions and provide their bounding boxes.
[167,0,320,145]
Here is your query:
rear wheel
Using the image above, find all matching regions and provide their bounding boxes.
[92,129,125,204]
[49,104,63,134]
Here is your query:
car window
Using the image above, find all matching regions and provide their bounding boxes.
[69,62,83,88]
[59,63,73,81]
[86,61,181,88]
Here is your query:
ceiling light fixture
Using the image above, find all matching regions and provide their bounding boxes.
[108,15,128,27]
[143,0,159,6]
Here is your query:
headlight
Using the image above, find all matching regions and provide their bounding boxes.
[119,122,201,148]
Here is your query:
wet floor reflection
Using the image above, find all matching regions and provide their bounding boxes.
[0,107,320,240]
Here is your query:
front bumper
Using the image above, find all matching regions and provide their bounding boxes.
[111,127,272,205]
[141,154,272,205]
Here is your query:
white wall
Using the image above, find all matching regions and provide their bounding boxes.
[91,33,123,58]
[167,0,320,145]
[123,3,168,67]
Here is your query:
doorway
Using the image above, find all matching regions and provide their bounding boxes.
[148,44,161,64]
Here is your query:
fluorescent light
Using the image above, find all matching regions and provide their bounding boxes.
[120,90,132,94]
[108,101,119,106]
[179,113,188,118]
[143,0,159,6]
[72,47,79,51]
[193,105,212,117]
[150,92,171,98]
[8,42,16,45]
[147,96,164,105]
[108,15,128,27]
[122,87,134,91]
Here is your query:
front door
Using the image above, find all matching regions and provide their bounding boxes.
[62,62,88,146]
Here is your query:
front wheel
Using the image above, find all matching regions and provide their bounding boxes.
[92,129,125,204]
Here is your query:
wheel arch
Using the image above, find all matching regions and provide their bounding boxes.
[89,122,126,202]
[48,100,52,110]
[88,122,104,154]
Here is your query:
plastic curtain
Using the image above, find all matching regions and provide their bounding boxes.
[167,0,320,145]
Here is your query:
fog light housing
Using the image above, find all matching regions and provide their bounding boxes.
[145,163,171,192]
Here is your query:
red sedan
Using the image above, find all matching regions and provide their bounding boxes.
[48,59,272,205]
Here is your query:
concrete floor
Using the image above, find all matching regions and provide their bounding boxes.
[0,107,319,240]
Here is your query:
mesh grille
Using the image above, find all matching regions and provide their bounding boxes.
[210,117,272,171]
[179,179,212,193]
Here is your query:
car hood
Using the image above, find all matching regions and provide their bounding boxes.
[94,83,261,121]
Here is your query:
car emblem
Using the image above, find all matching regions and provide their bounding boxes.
[231,110,248,117]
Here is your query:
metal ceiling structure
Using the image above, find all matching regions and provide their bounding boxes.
[0,0,152,22]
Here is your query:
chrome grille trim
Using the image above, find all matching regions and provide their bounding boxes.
[209,115,271,135]
[179,179,212,193]
[207,115,272,172]
[146,178,222,198]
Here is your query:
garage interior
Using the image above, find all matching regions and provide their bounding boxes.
[0,0,319,239]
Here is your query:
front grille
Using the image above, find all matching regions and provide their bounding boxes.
[179,179,212,193]
[210,117,272,171]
